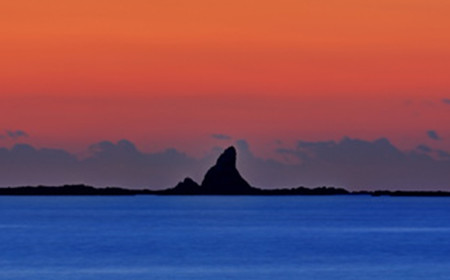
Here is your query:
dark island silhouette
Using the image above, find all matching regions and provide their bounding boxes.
[161,146,260,195]
[0,146,449,196]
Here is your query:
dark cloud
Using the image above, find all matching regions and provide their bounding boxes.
[0,140,217,189]
[81,139,216,189]
[293,138,406,165]
[442,98,450,104]
[427,130,441,140]
[237,137,450,191]
[0,144,78,187]
[0,130,29,140]
[211,134,232,140]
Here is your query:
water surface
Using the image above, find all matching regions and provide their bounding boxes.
[0,196,449,279]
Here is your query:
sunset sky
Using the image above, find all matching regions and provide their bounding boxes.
[1,1,449,189]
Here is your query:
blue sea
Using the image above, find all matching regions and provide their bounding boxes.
[0,195,449,280]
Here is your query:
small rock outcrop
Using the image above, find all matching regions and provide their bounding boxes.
[164,177,201,194]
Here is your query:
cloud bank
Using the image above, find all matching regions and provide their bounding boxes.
[0,140,218,189]
[0,138,449,191]
[235,138,450,191]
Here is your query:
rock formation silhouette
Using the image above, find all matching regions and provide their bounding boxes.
[165,146,258,194]
[163,177,201,195]
[201,146,257,194]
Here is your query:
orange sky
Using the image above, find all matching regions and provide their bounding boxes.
[1,0,449,156]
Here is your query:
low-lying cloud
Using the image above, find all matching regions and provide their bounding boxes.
[237,137,450,191]
[0,140,218,189]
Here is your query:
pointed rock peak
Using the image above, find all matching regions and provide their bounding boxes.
[216,146,237,168]
[201,146,255,194]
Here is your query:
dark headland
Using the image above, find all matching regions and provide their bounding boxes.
[0,146,449,196]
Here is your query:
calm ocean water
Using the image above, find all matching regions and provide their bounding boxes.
[0,195,449,280]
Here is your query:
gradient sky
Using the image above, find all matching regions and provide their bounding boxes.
[1,1,450,188]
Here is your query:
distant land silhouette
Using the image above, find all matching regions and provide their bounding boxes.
[1,146,449,196]
[162,146,259,195]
